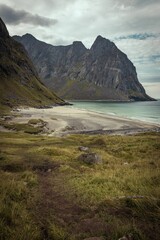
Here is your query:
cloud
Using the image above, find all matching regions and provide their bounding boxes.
[149,55,160,63]
[115,0,159,9]
[142,82,160,98]
[0,4,57,26]
[140,76,160,83]
[116,33,158,41]
[114,36,160,87]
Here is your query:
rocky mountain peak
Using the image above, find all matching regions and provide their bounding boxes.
[21,33,38,44]
[95,35,106,42]
[72,41,86,49]
[0,18,9,38]
[13,33,37,45]
[91,35,116,56]
[22,33,36,40]
[93,35,114,46]
[71,41,87,56]
[13,33,155,101]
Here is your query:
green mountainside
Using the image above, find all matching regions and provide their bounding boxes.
[0,18,64,112]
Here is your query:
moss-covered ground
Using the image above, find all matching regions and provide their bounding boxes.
[0,132,160,240]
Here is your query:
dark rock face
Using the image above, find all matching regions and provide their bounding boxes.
[0,18,64,108]
[81,36,145,98]
[0,18,9,38]
[13,34,154,101]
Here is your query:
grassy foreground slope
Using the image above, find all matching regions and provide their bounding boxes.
[0,18,64,113]
[0,132,159,240]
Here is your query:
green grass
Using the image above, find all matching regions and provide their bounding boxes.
[0,118,46,134]
[0,132,160,239]
[0,36,64,112]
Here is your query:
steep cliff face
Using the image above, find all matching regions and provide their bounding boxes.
[77,36,148,100]
[14,34,154,101]
[0,18,64,110]
[0,17,9,37]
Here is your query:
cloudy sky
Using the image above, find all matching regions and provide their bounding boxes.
[0,0,160,98]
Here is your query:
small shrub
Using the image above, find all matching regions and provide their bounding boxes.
[28,119,42,125]
[24,126,43,134]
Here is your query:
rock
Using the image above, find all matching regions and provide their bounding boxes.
[4,116,12,121]
[124,162,129,165]
[13,34,155,101]
[118,237,128,240]
[78,153,102,165]
[118,234,133,240]
[78,146,89,152]
[0,17,9,37]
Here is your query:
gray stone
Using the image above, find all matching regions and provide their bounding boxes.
[118,234,133,240]
[78,146,89,152]
[78,153,102,165]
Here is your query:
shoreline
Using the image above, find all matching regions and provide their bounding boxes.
[4,106,158,136]
[69,100,160,125]
[68,105,159,126]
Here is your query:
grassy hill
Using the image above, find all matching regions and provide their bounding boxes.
[0,18,64,113]
[0,131,159,240]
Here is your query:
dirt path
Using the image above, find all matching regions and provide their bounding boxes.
[33,169,108,239]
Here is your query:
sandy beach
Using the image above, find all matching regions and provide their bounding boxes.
[8,106,160,136]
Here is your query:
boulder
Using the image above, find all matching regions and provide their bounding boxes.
[78,153,102,165]
[118,234,133,240]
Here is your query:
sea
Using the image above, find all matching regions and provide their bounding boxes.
[69,100,160,124]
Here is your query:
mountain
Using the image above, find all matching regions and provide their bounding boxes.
[0,18,64,111]
[13,34,154,101]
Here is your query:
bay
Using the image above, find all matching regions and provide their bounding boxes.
[69,100,160,124]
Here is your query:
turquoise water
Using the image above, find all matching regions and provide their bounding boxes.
[69,100,160,124]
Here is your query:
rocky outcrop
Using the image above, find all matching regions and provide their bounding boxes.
[13,34,154,101]
[0,18,64,109]
[0,18,9,38]
[78,153,102,165]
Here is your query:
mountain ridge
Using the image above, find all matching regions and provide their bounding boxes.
[13,33,155,101]
[0,18,65,111]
